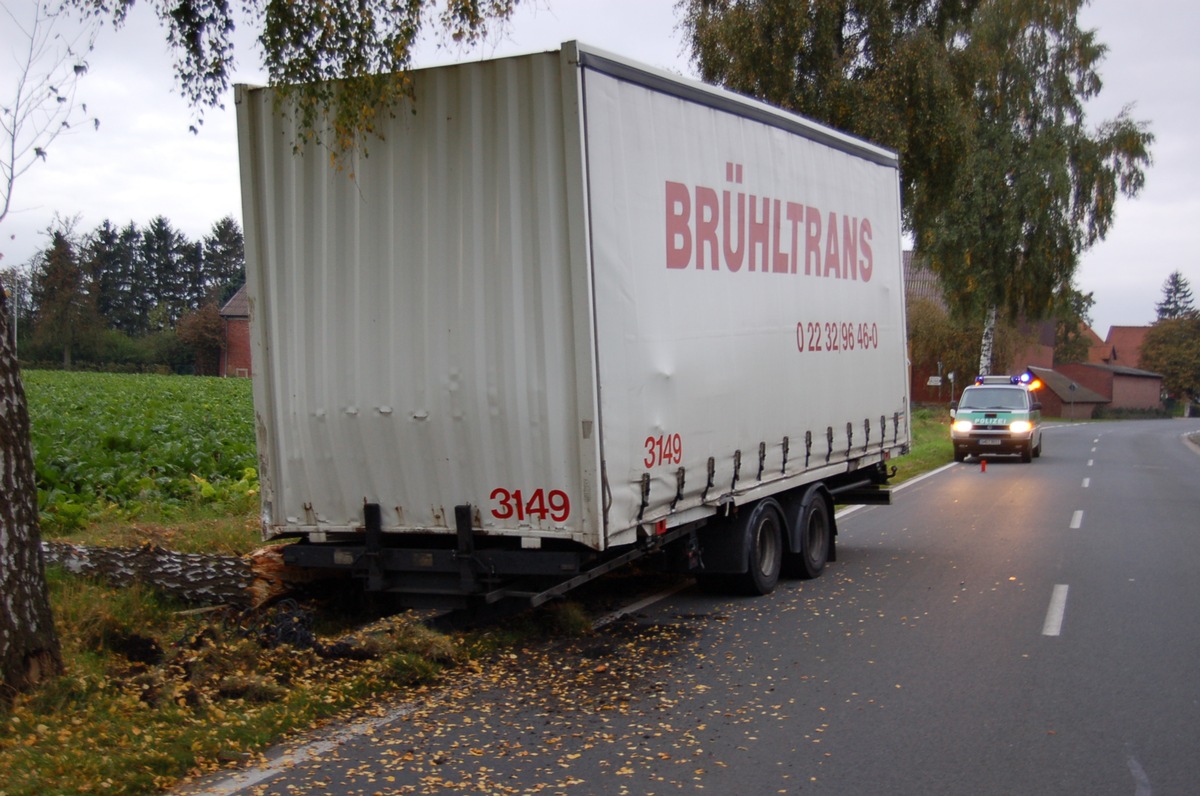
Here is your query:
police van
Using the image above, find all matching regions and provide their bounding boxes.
[950,373,1043,463]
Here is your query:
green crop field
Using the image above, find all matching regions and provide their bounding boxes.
[22,370,258,532]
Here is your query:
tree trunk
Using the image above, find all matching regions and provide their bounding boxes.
[41,542,255,605]
[0,290,63,706]
[41,542,331,609]
[978,304,998,376]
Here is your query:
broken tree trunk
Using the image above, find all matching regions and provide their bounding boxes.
[41,542,330,608]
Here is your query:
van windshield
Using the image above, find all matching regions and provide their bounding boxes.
[958,388,1028,411]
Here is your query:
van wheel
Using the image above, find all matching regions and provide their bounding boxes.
[954,450,966,463]
[783,493,831,579]
[1033,437,1042,458]
[734,499,784,595]
[1021,442,1033,463]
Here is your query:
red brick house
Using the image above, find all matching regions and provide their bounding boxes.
[219,285,251,377]
[1029,366,1108,419]
[1055,362,1163,412]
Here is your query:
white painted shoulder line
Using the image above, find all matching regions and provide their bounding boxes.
[894,462,959,492]
[1043,584,1069,636]
[593,582,691,629]
[834,461,958,522]
[1183,430,1200,458]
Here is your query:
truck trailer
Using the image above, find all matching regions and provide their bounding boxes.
[235,42,911,608]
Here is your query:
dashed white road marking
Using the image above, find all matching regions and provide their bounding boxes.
[1082,478,1090,488]
[1128,755,1152,796]
[1087,459,1094,467]
[1070,510,1084,529]
[1043,585,1069,636]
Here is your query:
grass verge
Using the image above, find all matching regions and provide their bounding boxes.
[892,405,953,483]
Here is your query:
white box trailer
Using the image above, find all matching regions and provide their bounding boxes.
[235,42,910,606]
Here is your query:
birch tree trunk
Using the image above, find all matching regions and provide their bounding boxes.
[38,542,318,608]
[0,289,63,705]
[978,304,998,377]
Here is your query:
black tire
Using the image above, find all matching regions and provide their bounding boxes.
[953,449,966,463]
[1033,435,1042,458]
[733,499,784,595]
[1021,441,1033,463]
[783,492,831,580]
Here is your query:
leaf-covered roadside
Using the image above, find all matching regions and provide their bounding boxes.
[0,571,474,796]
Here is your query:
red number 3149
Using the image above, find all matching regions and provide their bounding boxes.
[489,488,571,522]
[644,433,683,468]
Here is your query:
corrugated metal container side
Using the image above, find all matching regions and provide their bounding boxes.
[236,52,601,546]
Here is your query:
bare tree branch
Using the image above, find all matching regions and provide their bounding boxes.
[1,0,101,228]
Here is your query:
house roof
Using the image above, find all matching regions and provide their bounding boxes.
[219,284,249,318]
[903,251,946,309]
[1029,366,1108,404]
[1068,362,1162,379]
[1098,325,1151,368]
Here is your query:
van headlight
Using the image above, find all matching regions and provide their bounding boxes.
[1009,420,1033,433]
[952,420,973,433]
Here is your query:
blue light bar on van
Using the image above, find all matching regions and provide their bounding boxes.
[973,371,1042,390]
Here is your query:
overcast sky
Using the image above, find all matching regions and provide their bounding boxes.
[2,0,1196,337]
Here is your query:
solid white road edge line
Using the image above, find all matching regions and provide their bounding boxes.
[836,461,959,522]
[1042,584,1069,636]
[593,582,692,629]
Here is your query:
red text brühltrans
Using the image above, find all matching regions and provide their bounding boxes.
[665,162,874,282]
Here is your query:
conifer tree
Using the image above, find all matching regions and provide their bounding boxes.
[1155,270,1198,320]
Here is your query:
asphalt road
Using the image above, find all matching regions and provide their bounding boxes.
[183,418,1200,796]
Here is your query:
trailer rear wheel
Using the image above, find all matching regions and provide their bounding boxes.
[734,499,784,595]
[783,490,832,579]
